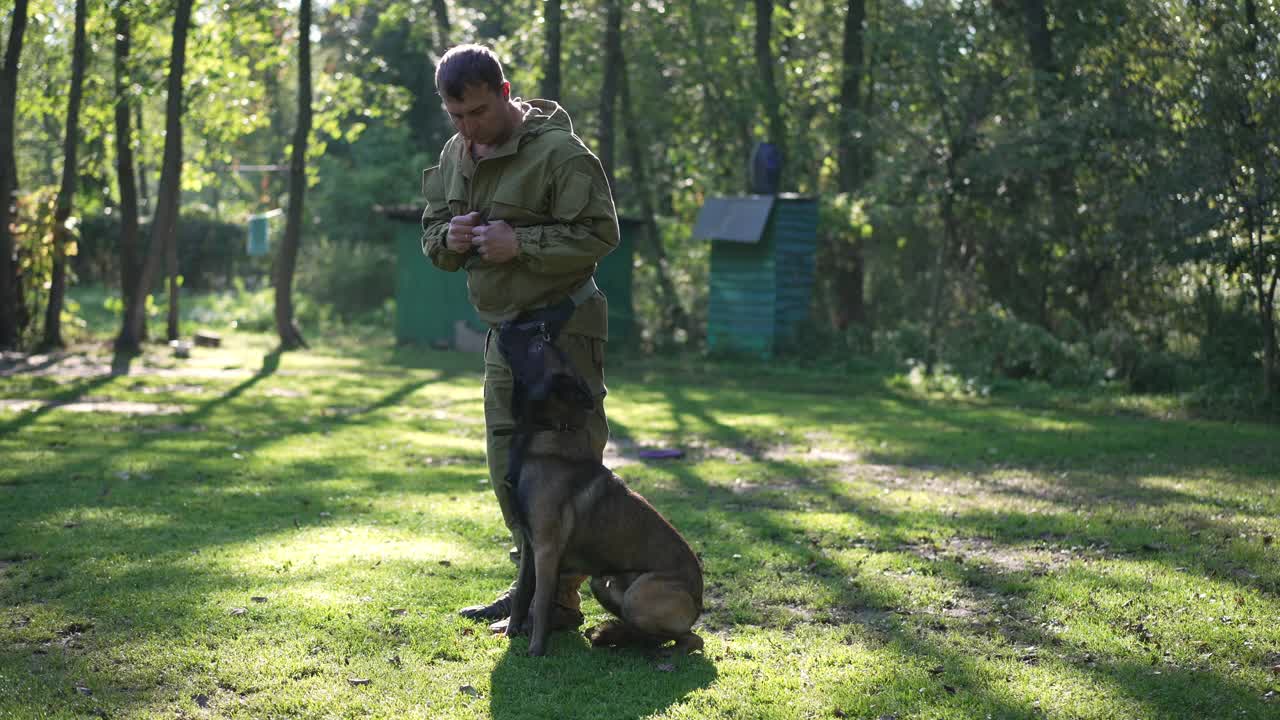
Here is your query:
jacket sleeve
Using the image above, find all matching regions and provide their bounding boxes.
[421,155,465,272]
[515,154,619,275]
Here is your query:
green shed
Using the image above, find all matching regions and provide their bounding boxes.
[383,207,636,348]
[692,194,819,357]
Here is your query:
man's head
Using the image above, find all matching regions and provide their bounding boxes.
[436,44,516,145]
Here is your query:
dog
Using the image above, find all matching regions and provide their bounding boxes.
[501,347,704,658]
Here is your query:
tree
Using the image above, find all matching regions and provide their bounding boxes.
[826,0,870,330]
[275,0,312,350]
[120,0,194,352]
[113,1,144,352]
[0,0,30,350]
[1185,0,1280,398]
[598,0,622,189]
[41,0,88,350]
[541,0,562,101]
[753,0,786,185]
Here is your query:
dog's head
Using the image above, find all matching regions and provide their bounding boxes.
[530,341,595,428]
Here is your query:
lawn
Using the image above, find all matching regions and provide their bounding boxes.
[1,324,1278,719]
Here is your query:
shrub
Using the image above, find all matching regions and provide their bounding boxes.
[297,236,396,319]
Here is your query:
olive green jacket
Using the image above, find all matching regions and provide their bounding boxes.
[421,99,618,339]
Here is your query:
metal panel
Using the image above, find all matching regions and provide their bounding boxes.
[596,218,639,344]
[691,195,776,244]
[394,222,480,346]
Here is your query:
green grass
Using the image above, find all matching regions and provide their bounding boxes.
[2,320,1279,719]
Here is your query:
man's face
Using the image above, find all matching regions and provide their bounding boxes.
[443,82,513,146]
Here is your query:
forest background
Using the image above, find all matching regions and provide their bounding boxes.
[2,0,1278,415]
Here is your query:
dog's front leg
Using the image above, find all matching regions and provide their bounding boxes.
[526,543,561,656]
[505,530,535,638]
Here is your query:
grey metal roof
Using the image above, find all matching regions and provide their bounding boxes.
[691,195,776,244]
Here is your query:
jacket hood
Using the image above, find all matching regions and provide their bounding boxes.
[517,99,574,138]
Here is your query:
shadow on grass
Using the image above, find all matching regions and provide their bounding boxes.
[489,638,717,720]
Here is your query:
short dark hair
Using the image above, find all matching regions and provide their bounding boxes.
[435,44,506,100]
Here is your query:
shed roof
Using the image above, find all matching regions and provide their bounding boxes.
[691,196,776,244]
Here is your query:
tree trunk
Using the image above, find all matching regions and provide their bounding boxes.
[122,0,193,349]
[598,0,622,189]
[829,0,868,330]
[620,53,688,343]
[837,0,866,192]
[430,0,451,45]
[113,5,144,353]
[1021,0,1085,329]
[925,154,959,376]
[0,0,29,349]
[136,101,149,216]
[41,0,88,351]
[164,205,179,339]
[541,0,562,101]
[275,0,311,350]
[753,0,786,184]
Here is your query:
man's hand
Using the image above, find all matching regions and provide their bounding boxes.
[472,220,519,263]
[446,212,481,253]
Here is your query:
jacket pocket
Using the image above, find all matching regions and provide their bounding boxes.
[422,165,445,212]
[490,181,549,225]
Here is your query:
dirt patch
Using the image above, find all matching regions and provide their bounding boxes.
[904,536,1113,576]
[0,398,188,415]
[129,382,209,395]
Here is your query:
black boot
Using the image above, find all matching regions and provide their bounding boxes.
[458,587,513,622]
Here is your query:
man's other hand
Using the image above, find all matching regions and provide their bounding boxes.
[472,220,518,263]
[446,212,481,253]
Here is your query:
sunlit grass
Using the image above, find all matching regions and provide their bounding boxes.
[1,325,1278,719]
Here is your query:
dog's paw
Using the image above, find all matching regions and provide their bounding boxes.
[586,620,633,647]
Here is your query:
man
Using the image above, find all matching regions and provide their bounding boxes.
[420,44,618,632]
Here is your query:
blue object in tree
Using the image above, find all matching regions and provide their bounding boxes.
[246,208,282,257]
[750,142,782,195]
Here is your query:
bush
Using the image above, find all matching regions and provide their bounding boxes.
[77,208,250,291]
[947,307,1105,386]
[297,236,396,319]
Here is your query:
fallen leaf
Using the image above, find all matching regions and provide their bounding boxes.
[390,608,407,616]
[1264,535,1274,546]
[459,685,480,697]
[250,596,267,603]
[438,560,452,567]
[229,607,247,616]
[928,664,945,676]
[348,678,371,686]
[63,522,80,529]
[834,710,847,718]
[943,684,957,695]
[877,715,899,720]
[388,654,402,668]
[75,684,92,696]
[193,694,209,708]
[655,663,675,672]
[460,627,474,636]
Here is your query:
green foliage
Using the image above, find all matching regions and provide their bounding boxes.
[296,236,396,320]
[9,186,79,347]
[76,208,250,292]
